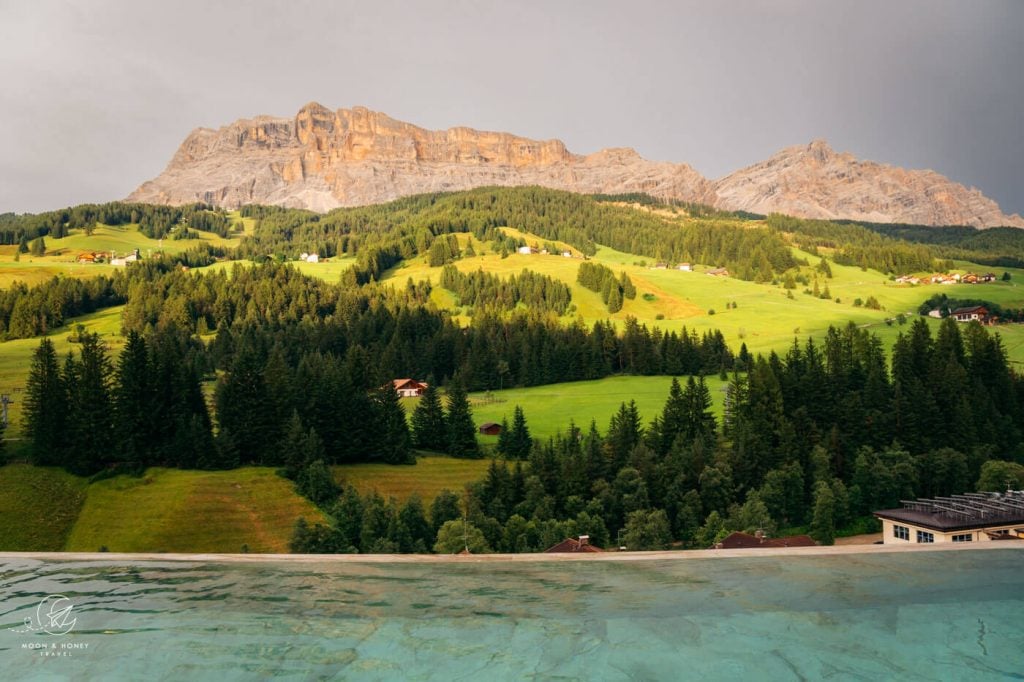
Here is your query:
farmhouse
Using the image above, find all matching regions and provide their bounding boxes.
[545,535,603,553]
[110,249,141,267]
[77,252,97,263]
[299,252,320,263]
[677,263,692,272]
[713,531,816,550]
[478,422,502,436]
[707,267,729,277]
[561,250,573,258]
[392,378,428,398]
[874,491,1024,544]
[949,306,988,323]
[517,246,535,255]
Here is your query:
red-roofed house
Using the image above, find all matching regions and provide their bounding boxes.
[714,531,817,550]
[392,379,428,398]
[545,535,604,553]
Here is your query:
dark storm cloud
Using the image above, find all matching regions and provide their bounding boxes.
[0,0,1021,215]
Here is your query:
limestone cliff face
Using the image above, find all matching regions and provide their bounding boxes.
[712,140,1024,229]
[129,102,714,212]
[130,104,1022,228]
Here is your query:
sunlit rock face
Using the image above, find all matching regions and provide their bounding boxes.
[712,140,1024,229]
[130,105,1023,228]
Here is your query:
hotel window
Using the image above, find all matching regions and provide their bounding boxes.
[952,533,972,543]
[916,530,934,543]
[893,525,909,541]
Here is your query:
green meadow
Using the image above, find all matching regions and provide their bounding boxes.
[0,306,125,447]
[379,229,1024,362]
[0,464,89,551]
[64,467,326,554]
[332,454,493,503]
[466,375,730,442]
[0,457,496,552]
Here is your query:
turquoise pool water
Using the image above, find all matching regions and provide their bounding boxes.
[1,548,1022,680]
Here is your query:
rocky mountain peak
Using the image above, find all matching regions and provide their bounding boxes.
[128,105,1023,228]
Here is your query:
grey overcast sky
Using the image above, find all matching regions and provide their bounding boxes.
[0,0,1021,215]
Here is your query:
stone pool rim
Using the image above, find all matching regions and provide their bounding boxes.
[1,541,1018,564]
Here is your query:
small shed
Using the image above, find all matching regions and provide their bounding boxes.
[478,422,502,436]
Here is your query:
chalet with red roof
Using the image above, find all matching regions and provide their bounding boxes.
[392,379,428,398]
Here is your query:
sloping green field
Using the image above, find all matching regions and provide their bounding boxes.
[0,464,88,551]
[64,467,326,553]
[333,454,492,503]
[380,231,1024,360]
[0,459,490,552]
[0,306,125,445]
[467,375,730,441]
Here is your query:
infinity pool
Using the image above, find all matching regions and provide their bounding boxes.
[1,548,1021,680]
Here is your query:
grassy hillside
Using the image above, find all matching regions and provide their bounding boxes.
[0,306,124,445]
[64,467,326,553]
[333,454,492,503]
[0,464,88,550]
[381,231,1024,362]
[0,458,491,552]
[0,220,244,288]
[461,375,730,441]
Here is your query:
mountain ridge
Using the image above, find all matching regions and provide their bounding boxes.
[129,103,1023,228]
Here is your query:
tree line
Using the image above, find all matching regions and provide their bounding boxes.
[293,319,1024,553]
[439,265,572,316]
[0,202,236,243]
[229,187,800,283]
[576,261,636,313]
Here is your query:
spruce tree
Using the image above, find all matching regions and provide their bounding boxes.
[607,284,623,313]
[496,417,512,458]
[619,272,637,299]
[24,338,66,466]
[410,383,446,451]
[114,331,154,468]
[445,382,479,458]
[373,383,414,464]
[67,333,113,475]
[684,375,717,444]
[509,406,532,460]
[297,459,340,507]
[397,494,432,553]
[215,344,272,465]
[658,378,687,455]
[809,480,835,545]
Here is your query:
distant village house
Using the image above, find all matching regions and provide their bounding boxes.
[110,249,140,267]
[950,306,988,323]
[392,379,428,398]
